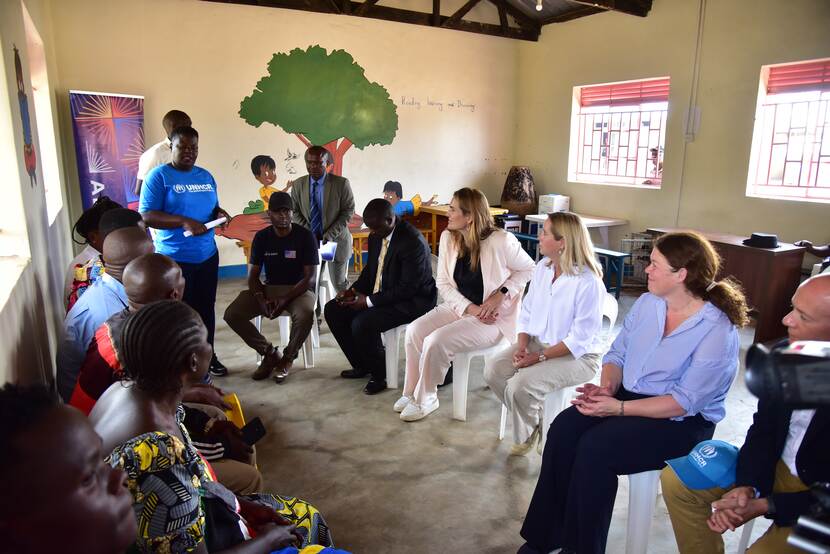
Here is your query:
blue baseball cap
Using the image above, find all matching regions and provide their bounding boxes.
[665,440,739,490]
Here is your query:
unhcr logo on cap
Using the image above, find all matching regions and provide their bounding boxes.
[666,440,739,490]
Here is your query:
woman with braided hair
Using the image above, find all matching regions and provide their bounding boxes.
[90,300,335,553]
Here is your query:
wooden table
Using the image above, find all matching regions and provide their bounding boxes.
[419,204,508,253]
[351,229,370,272]
[525,213,628,248]
[647,227,805,343]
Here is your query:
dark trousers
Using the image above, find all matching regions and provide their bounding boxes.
[179,251,219,347]
[324,300,414,381]
[520,388,715,554]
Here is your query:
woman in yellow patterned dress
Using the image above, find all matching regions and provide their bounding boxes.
[90,300,334,553]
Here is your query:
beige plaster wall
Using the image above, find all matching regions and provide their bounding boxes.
[50,0,520,266]
[516,0,830,252]
[0,0,74,385]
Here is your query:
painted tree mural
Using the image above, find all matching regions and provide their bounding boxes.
[239,45,398,176]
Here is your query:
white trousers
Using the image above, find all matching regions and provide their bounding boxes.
[404,303,503,404]
[483,337,600,444]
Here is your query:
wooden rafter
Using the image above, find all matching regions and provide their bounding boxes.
[355,0,379,16]
[565,0,651,18]
[442,0,482,27]
[432,0,440,26]
[497,2,508,31]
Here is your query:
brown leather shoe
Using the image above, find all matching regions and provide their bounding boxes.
[252,347,281,380]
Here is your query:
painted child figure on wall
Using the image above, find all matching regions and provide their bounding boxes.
[382,180,437,217]
[13,45,37,187]
[252,155,292,209]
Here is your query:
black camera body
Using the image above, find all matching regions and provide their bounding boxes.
[745,340,830,553]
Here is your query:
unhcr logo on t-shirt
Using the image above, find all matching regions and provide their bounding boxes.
[173,183,214,193]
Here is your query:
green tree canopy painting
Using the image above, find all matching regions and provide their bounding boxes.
[240,45,398,176]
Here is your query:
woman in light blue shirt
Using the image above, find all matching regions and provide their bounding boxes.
[519,231,750,554]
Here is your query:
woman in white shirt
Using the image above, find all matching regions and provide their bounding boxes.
[484,212,605,455]
[396,188,535,422]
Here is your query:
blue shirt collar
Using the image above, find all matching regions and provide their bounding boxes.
[311,172,327,187]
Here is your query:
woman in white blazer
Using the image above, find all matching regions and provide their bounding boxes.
[396,188,535,422]
[484,212,606,455]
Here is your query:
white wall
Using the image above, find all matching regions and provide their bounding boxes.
[51,0,520,267]
[515,0,830,251]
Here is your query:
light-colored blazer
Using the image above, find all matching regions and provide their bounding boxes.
[290,174,355,263]
[437,229,535,342]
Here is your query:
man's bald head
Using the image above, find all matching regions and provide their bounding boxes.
[783,274,830,342]
[122,254,185,310]
[101,227,154,283]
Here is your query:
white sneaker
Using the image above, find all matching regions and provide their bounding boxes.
[400,397,439,422]
[393,395,413,413]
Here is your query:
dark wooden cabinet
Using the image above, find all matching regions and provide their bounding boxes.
[647,228,805,343]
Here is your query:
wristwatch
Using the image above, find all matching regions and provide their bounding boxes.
[765,496,777,519]
[500,286,509,295]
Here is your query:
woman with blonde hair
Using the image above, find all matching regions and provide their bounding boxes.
[484,211,606,455]
[396,187,535,421]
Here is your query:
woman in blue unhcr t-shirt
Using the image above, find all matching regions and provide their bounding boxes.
[139,126,231,376]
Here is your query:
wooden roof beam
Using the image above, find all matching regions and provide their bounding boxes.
[442,0,482,27]
[565,0,651,17]
[355,0,379,16]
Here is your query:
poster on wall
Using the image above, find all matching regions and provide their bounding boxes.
[69,90,144,210]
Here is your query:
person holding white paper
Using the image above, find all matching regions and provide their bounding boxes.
[139,125,231,376]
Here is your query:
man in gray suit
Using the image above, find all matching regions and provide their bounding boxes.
[290,145,355,292]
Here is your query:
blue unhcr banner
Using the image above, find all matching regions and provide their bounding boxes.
[69,90,144,209]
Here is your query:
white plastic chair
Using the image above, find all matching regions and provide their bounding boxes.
[625,470,756,554]
[254,315,315,368]
[452,338,511,421]
[382,324,407,388]
[253,260,322,369]
[498,292,620,446]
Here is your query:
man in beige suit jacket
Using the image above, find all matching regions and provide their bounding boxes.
[290,145,355,292]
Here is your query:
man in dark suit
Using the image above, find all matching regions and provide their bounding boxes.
[324,199,437,395]
[290,145,354,292]
[661,273,830,554]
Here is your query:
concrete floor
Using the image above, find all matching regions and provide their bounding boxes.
[213,277,770,553]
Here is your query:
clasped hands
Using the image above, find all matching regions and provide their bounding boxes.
[256,294,288,319]
[465,290,504,324]
[570,383,622,417]
[512,346,541,369]
[335,289,368,311]
[707,486,768,534]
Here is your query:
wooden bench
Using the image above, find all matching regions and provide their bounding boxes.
[595,247,631,299]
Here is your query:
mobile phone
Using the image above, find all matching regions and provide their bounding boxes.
[240,417,266,446]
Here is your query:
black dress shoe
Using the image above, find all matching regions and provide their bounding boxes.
[340,368,368,379]
[364,379,387,395]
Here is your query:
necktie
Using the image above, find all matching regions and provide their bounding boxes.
[310,180,323,238]
[373,238,390,294]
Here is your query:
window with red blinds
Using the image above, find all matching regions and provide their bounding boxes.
[579,78,671,107]
[767,60,830,94]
